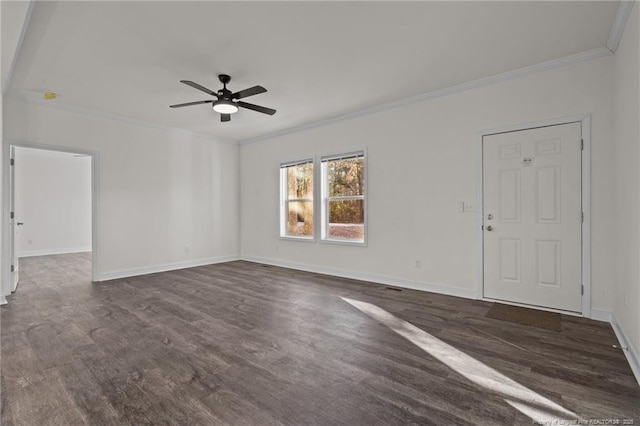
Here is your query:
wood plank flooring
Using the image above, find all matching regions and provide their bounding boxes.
[1,253,639,425]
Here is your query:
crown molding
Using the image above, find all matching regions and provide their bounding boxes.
[6,43,613,148]
[3,2,630,147]
[606,1,636,53]
[7,95,236,145]
[239,47,612,145]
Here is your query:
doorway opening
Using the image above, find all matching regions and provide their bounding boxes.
[3,144,97,303]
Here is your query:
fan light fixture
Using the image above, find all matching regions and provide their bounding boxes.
[213,100,239,114]
[170,74,276,122]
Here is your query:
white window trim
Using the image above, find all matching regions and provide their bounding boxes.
[319,149,368,246]
[279,158,315,241]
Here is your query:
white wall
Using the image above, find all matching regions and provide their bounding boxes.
[0,3,4,301]
[4,100,240,280]
[613,3,640,364]
[14,147,91,256]
[1,0,32,300]
[240,55,615,311]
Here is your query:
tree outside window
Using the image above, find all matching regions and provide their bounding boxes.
[280,160,314,238]
[322,153,365,243]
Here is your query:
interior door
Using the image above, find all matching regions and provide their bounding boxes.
[483,122,582,312]
[9,146,19,292]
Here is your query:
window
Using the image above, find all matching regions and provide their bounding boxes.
[321,152,366,243]
[280,159,314,239]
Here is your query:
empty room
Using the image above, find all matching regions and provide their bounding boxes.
[1,1,639,425]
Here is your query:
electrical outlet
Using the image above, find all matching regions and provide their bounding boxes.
[184,245,191,254]
[28,239,33,245]
[415,260,422,269]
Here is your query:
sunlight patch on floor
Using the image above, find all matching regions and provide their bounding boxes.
[341,297,580,424]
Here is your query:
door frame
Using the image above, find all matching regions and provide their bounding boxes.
[2,140,99,301]
[476,114,591,317]
[9,145,17,293]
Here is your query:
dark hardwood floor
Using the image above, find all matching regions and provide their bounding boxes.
[1,253,638,425]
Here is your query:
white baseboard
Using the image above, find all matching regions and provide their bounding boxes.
[18,247,92,258]
[96,255,240,281]
[242,255,639,385]
[589,309,640,386]
[609,312,640,386]
[12,248,640,386]
[240,255,477,300]
[0,296,7,305]
[589,309,612,322]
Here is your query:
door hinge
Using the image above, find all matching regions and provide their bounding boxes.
[10,158,14,166]
[581,139,584,150]
[10,265,14,273]
[581,285,584,295]
[581,212,584,223]
[10,211,14,219]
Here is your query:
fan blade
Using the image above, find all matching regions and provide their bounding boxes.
[237,101,276,115]
[169,100,213,108]
[221,114,231,122]
[232,85,266,100]
[180,80,218,97]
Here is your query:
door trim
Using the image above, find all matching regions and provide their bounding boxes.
[476,114,591,317]
[2,140,99,299]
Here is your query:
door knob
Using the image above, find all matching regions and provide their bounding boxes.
[486,225,493,231]
[16,222,24,226]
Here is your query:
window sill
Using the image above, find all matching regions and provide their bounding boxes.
[319,238,367,247]
[279,236,316,243]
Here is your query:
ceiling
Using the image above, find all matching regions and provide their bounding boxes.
[6,1,619,143]
[1,0,31,91]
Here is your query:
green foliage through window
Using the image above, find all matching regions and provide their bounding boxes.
[280,152,366,243]
[323,154,365,242]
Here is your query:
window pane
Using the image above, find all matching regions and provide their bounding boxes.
[287,163,313,199]
[286,201,314,236]
[327,157,364,197]
[327,199,364,240]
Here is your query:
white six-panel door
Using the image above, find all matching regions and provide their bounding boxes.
[483,122,582,312]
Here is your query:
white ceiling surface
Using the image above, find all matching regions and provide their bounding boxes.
[7,1,619,143]
[1,0,32,92]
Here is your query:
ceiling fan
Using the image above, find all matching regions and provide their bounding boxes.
[170,74,276,122]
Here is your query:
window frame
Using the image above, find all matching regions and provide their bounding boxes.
[320,150,367,246]
[279,158,315,241]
